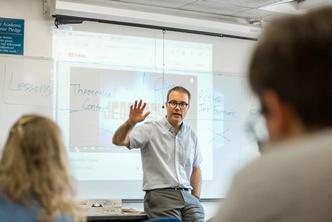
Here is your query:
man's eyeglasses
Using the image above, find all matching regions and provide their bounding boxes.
[167,101,189,109]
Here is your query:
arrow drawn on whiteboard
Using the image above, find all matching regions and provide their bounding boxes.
[213,128,231,143]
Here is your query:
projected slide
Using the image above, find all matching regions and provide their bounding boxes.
[60,67,215,180]
[69,68,197,150]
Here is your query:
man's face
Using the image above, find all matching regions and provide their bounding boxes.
[166,90,189,127]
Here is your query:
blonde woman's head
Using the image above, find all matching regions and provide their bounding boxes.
[0,114,83,222]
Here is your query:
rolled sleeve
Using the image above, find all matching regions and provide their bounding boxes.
[193,136,203,167]
[128,122,151,149]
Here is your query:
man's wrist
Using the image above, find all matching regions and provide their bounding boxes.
[127,119,136,127]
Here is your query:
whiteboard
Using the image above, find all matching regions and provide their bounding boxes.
[0,56,54,148]
[0,52,261,200]
[0,56,259,200]
[55,62,260,199]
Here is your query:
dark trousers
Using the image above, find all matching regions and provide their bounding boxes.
[144,189,205,222]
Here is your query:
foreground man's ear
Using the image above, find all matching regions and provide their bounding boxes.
[261,90,302,141]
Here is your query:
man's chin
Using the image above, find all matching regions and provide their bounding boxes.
[170,118,182,125]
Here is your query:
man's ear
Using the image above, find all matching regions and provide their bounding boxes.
[261,90,290,140]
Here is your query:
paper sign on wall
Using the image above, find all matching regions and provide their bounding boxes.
[0,17,24,55]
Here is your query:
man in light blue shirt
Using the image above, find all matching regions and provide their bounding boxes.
[113,86,204,221]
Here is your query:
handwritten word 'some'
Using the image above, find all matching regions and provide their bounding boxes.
[75,99,164,120]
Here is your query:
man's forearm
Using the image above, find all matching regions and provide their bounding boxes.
[191,166,202,198]
[112,119,136,147]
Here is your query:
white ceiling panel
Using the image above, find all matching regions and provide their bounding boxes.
[234,8,276,19]
[211,0,282,8]
[180,1,246,16]
[84,0,332,24]
[116,0,195,8]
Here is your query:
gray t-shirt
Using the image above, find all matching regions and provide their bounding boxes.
[214,129,332,222]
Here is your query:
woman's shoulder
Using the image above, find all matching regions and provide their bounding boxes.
[0,196,37,222]
[55,214,74,222]
[0,196,73,222]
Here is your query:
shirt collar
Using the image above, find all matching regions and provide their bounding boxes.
[162,116,184,135]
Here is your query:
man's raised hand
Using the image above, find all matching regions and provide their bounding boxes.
[128,100,150,125]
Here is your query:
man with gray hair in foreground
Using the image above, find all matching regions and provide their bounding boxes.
[214,6,332,222]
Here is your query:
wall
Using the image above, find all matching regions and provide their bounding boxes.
[1,0,52,57]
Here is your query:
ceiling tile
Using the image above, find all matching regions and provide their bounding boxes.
[101,0,332,24]
[234,8,275,19]
[119,0,196,9]
[180,1,246,16]
[207,0,282,8]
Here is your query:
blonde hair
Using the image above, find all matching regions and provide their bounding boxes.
[0,114,84,222]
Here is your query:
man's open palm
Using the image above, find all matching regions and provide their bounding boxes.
[129,100,150,124]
